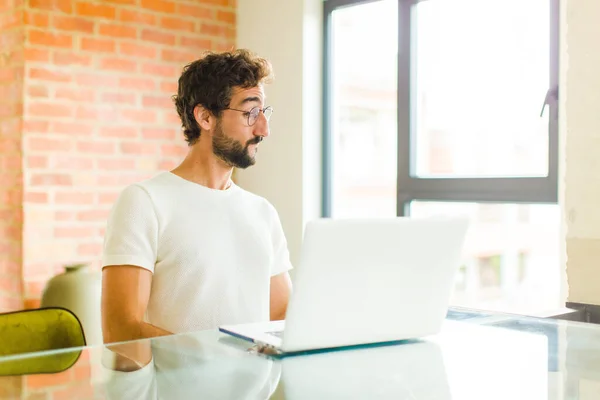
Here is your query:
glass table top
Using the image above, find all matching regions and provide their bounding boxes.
[0,307,598,399]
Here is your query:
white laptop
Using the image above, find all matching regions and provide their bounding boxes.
[219,216,469,355]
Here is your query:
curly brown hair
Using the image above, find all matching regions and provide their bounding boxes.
[172,49,273,145]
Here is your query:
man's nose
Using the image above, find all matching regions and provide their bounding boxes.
[253,111,270,137]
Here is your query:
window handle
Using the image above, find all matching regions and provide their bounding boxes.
[540,86,558,117]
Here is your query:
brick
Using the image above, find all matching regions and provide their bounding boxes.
[0,277,21,296]
[76,141,115,154]
[0,117,23,136]
[213,40,235,52]
[98,192,119,204]
[97,176,119,186]
[1,48,24,66]
[162,111,180,124]
[54,192,94,204]
[27,137,71,152]
[81,37,115,53]
[49,122,93,136]
[1,155,21,170]
[55,88,95,102]
[53,16,95,33]
[75,105,116,120]
[159,159,177,170]
[27,103,72,118]
[0,67,21,83]
[119,42,156,59]
[141,29,176,46]
[99,126,138,138]
[118,9,156,25]
[24,192,48,203]
[0,261,20,275]
[0,222,21,240]
[53,52,93,66]
[97,158,136,170]
[179,36,212,50]
[176,4,214,19]
[30,173,71,186]
[141,62,176,78]
[100,57,138,72]
[101,92,136,105]
[28,68,71,82]
[142,128,177,140]
[201,0,230,5]
[99,23,138,39]
[141,0,175,13]
[0,103,21,119]
[162,49,198,63]
[77,210,109,221]
[0,10,19,30]
[217,10,236,25]
[51,156,94,169]
[200,23,234,38]
[54,226,96,238]
[24,48,50,62]
[120,109,156,124]
[28,0,72,14]
[119,77,155,91]
[26,85,49,98]
[25,281,46,299]
[105,0,136,4]
[161,144,186,157]
[23,118,50,133]
[120,141,157,155]
[24,11,50,28]
[160,81,178,93]
[0,297,24,312]
[28,30,72,48]
[0,83,22,102]
[78,243,103,257]
[75,73,119,88]
[0,136,21,153]
[142,95,171,109]
[27,156,48,168]
[55,210,74,221]
[160,16,195,32]
[76,3,116,19]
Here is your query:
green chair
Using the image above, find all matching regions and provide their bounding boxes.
[0,307,86,375]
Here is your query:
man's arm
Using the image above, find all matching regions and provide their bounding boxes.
[102,265,173,344]
[270,271,292,321]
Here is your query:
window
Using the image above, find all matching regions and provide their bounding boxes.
[323,0,560,314]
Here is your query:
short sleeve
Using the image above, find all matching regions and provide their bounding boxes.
[102,184,158,273]
[268,204,293,277]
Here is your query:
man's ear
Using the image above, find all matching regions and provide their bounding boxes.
[193,105,215,133]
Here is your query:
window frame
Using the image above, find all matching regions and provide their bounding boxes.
[322,0,560,217]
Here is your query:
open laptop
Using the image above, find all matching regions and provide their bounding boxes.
[219,216,469,355]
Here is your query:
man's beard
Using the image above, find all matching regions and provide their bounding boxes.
[212,121,262,169]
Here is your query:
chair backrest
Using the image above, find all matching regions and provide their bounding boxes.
[0,307,86,375]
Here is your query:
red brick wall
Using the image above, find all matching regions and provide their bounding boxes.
[0,0,25,312]
[1,0,236,310]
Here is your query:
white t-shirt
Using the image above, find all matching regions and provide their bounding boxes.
[102,171,293,333]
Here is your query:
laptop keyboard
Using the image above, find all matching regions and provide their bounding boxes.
[267,330,284,338]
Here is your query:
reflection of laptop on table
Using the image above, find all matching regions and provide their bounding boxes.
[219,217,468,355]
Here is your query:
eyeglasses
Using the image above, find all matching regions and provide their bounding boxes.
[225,106,273,126]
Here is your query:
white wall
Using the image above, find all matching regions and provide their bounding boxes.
[236,0,322,268]
[562,0,600,305]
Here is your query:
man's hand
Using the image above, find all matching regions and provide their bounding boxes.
[270,272,292,321]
